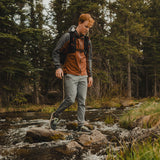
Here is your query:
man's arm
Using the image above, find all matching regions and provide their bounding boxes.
[87,40,93,87]
[52,33,70,79]
[52,33,70,70]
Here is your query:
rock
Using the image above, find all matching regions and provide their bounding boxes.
[55,140,83,155]
[66,121,94,131]
[130,127,150,139]
[84,123,94,130]
[136,115,151,128]
[136,113,160,128]
[155,120,160,128]
[78,130,107,147]
[66,122,78,131]
[130,126,160,143]
[25,127,69,143]
[6,117,23,123]
[120,99,136,107]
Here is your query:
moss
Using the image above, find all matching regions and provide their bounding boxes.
[50,134,65,141]
[105,115,115,124]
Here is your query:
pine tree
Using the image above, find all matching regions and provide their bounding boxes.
[20,0,47,104]
[143,0,160,97]
[108,0,149,98]
[0,0,32,106]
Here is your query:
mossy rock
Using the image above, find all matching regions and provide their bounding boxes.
[120,99,137,107]
[135,112,160,129]
[25,127,69,143]
[66,121,94,131]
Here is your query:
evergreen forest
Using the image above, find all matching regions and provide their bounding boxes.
[0,0,160,107]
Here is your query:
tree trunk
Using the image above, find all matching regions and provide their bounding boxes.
[146,72,149,97]
[127,54,131,98]
[154,67,157,97]
[34,81,39,104]
[136,68,139,98]
[63,77,65,100]
[126,17,131,98]
[95,78,101,98]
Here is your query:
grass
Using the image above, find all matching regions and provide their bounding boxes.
[105,115,115,124]
[0,97,117,113]
[0,101,78,113]
[86,97,126,108]
[115,137,160,160]
[106,97,160,160]
[119,99,160,129]
[0,96,138,114]
[0,104,57,113]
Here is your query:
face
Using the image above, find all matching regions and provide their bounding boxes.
[78,20,90,35]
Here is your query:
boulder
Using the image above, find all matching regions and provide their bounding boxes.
[66,121,94,131]
[136,113,160,128]
[155,120,160,128]
[130,127,160,143]
[25,127,69,143]
[120,99,136,107]
[66,121,78,131]
[55,140,83,155]
[78,130,107,147]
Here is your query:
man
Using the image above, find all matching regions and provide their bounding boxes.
[50,14,94,132]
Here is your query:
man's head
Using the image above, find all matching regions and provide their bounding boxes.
[76,14,95,36]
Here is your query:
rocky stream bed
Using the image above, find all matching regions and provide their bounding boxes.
[0,103,159,160]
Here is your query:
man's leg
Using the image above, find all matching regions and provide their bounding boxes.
[50,74,78,129]
[54,74,78,116]
[77,76,88,128]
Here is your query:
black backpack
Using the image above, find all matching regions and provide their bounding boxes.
[69,31,89,55]
[60,31,89,64]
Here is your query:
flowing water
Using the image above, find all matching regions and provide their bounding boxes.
[0,105,134,160]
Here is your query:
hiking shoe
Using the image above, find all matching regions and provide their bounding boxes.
[49,112,59,130]
[77,125,90,132]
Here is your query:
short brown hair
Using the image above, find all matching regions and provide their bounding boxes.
[78,14,95,27]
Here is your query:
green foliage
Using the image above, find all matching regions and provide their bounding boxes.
[115,138,160,160]
[0,0,54,106]
[105,115,115,124]
[11,92,27,106]
[1,0,160,107]
[0,32,21,41]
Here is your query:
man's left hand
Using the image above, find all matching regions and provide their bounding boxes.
[88,77,93,87]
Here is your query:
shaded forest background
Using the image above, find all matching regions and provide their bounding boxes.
[0,0,160,107]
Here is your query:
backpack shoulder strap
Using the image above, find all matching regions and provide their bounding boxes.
[84,36,89,56]
[69,31,89,55]
[69,31,76,53]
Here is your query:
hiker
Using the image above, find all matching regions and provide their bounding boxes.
[50,13,95,132]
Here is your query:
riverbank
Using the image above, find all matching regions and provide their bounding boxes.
[0,97,137,113]
[0,97,160,159]
[114,97,160,160]
[119,98,160,129]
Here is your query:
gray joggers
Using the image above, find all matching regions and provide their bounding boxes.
[54,74,88,127]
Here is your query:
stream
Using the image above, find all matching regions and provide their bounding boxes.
[0,105,135,160]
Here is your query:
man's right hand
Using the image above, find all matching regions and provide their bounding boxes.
[55,68,64,79]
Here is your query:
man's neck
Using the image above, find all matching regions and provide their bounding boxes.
[76,26,84,36]
[76,30,84,38]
